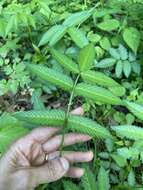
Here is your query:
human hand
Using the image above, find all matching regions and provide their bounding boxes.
[0,107,93,190]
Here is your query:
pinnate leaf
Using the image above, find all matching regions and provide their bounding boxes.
[13,109,112,139]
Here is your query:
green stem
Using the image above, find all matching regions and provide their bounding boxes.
[60,74,80,155]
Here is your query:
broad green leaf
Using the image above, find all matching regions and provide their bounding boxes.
[63,181,80,190]
[68,27,89,48]
[109,48,120,60]
[109,86,126,97]
[49,25,67,46]
[128,169,136,187]
[50,48,79,74]
[117,147,139,160]
[13,109,112,139]
[81,166,97,190]
[39,25,61,46]
[38,25,67,47]
[131,62,141,75]
[118,44,128,60]
[97,167,110,190]
[0,126,28,153]
[99,37,111,50]
[5,15,16,37]
[75,83,122,105]
[123,61,131,78]
[63,8,94,27]
[78,44,95,71]
[0,113,21,128]
[68,115,112,139]
[81,70,120,87]
[124,100,143,121]
[123,27,140,54]
[115,60,123,78]
[112,125,143,140]
[111,154,127,167]
[97,19,120,32]
[96,58,116,68]
[28,64,73,91]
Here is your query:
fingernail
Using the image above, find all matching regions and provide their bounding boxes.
[47,152,59,161]
[60,157,69,171]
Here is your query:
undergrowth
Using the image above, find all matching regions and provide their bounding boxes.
[0,0,143,189]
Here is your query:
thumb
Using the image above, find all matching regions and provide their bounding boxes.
[30,157,69,186]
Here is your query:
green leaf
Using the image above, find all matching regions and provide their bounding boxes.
[50,48,79,74]
[123,27,140,54]
[96,58,116,68]
[75,83,122,105]
[63,8,94,27]
[97,167,110,190]
[115,60,123,78]
[81,166,97,190]
[69,115,112,139]
[109,48,120,60]
[109,86,126,97]
[31,89,45,110]
[0,126,28,153]
[124,100,143,121]
[28,64,73,91]
[111,154,127,167]
[68,27,89,48]
[128,169,136,187]
[78,44,95,71]
[81,70,120,87]
[97,19,120,32]
[112,125,143,140]
[38,25,67,47]
[123,61,131,78]
[5,15,16,37]
[99,37,111,50]
[0,113,21,128]
[13,109,112,139]
[118,44,128,61]
[63,181,80,190]
[131,62,141,75]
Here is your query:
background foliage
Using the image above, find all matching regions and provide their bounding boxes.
[0,0,143,189]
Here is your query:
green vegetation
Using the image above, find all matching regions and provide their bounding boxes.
[0,0,143,189]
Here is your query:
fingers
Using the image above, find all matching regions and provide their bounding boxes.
[30,157,69,185]
[71,107,84,115]
[66,167,84,178]
[25,127,60,143]
[47,151,93,163]
[43,133,91,153]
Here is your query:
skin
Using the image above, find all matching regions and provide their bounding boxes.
[0,107,93,190]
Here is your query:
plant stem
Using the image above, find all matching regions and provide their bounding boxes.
[60,74,80,155]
